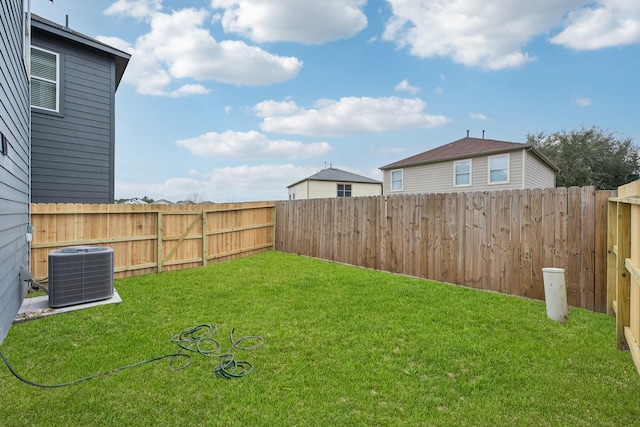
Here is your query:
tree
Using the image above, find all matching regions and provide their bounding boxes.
[527,126,640,190]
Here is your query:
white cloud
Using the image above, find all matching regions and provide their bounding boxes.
[575,97,592,106]
[395,79,421,95]
[433,86,444,95]
[117,164,319,202]
[254,96,450,137]
[104,0,162,20]
[382,0,560,69]
[381,0,640,70]
[470,113,489,120]
[551,1,640,49]
[176,130,332,159]
[104,7,303,96]
[210,0,368,44]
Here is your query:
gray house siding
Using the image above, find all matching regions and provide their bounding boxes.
[384,151,526,194]
[31,23,118,203]
[0,1,31,344]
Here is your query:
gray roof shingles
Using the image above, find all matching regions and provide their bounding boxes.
[288,168,381,188]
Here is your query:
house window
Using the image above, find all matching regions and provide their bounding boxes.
[337,183,352,197]
[391,170,403,191]
[489,154,509,184]
[31,46,59,111]
[454,159,471,186]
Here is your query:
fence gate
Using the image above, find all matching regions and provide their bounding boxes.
[608,180,640,375]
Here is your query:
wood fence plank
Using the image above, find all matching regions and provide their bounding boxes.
[594,191,612,313]
[442,193,458,283]
[542,188,556,270]
[456,192,466,286]
[464,192,475,288]
[630,204,640,345]
[581,186,596,311]
[478,191,490,291]
[616,202,631,349]
[471,192,484,289]
[489,191,502,293]
[519,189,533,298]
[425,193,435,279]
[566,187,582,307]
[414,194,426,278]
[510,190,522,295]
[530,189,544,300]
[434,193,444,282]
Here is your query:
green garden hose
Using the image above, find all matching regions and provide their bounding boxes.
[0,324,264,388]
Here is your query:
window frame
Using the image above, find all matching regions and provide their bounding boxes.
[30,45,60,113]
[488,153,510,184]
[453,159,472,187]
[390,169,403,192]
[337,183,352,198]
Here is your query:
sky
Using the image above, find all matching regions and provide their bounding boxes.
[31,0,640,203]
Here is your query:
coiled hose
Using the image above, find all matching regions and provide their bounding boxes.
[0,324,264,388]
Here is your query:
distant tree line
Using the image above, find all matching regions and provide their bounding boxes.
[527,126,639,190]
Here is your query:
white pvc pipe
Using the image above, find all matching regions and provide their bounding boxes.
[542,268,569,322]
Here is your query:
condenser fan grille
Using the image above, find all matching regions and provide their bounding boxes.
[48,246,114,308]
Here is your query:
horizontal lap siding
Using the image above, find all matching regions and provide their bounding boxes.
[525,152,555,189]
[0,1,30,344]
[31,30,115,203]
[384,150,528,194]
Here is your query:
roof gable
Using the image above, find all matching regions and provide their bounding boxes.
[31,14,130,89]
[380,137,529,170]
[288,167,381,188]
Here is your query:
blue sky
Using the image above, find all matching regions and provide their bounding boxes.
[32,0,640,202]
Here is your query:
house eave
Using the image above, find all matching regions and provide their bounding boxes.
[31,14,131,89]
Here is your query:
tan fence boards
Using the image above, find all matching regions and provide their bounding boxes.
[30,202,275,280]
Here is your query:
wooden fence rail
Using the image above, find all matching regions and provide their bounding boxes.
[275,187,614,313]
[30,202,275,280]
[608,180,640,374]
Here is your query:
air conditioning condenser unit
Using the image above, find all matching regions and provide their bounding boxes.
[48,246,114,308]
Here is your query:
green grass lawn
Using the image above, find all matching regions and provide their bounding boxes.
[1,251,639,426]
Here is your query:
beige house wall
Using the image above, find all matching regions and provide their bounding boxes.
[289,180,382,199]
[382,149,555,194]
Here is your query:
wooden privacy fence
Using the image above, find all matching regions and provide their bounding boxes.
[608,180,640,374]
[276,187,613,313]
[30,202,275,281]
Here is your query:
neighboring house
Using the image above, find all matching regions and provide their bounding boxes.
[0,1,31,344]
[287,167,382,200]
[379,135,557,195]
[124,197,148,205]
[30,14,130,203]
